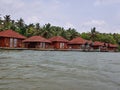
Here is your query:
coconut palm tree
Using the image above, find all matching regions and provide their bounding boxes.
[26,23,35,37]
[0,15,4,31]
[10,20,16,30]
[16,18,26,35]
[3,15,11,29]
[66,28,79,40]
[34,23,42,35]
[41,23,54,38]
[90,27,98,41]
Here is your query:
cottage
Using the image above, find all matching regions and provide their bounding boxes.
[68,37,92,50]
[0,30,26,48]
[23,36,51,48]
[48,36,68,49]
[107,43,118,52]
[92,41,105,51]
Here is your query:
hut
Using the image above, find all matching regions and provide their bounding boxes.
[92,41,105,51]
[68,37,92,50]
[48,36,68,49]
[0,30,26,48]
[107,43,118,52]
[23,36,51,48]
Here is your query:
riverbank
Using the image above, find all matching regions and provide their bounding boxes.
[0,47,118,52]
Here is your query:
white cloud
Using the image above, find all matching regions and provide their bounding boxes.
[82,20,107,27]
[79,20,108,33]
[0,0,120,33]
[0,0,24,10]
[26,16,41,24]
[0,0,65,24]
[64,22,75,29]
[79,19,120,33]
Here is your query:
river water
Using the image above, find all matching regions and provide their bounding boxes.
[0,50,120,90]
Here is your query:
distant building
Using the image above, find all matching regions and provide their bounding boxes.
[68,37,87,49]
[23,36,51,48]
[0,30,26,48]
[107,43,118,52]
[0,30,118,52]
[68,37,93,51]
[92,41,105,51]
[48,36,68,49]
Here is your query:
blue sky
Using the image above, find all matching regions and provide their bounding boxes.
[0,0,120,33]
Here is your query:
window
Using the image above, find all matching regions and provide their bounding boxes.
[81,44,85,48]
[40,43,42,48]
[40,42,46,48]
[60,43,65,48]
[42,42,45,48]
[14,39,17,47]
[10,38,13,47]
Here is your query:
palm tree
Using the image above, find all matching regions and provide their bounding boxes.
[61,30,67,39]
[34,23,41,35]
[26,23,35,37]
[0,15,3,31]
[16,18,26,35]
[51,26,63,36]
[66,28,79,40]
[3,15,11,29]
[17,18,24,27]
[10,20,16,30]
[90,27,98,41]
[41,23,54,38]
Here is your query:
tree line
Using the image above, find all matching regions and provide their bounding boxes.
[0,15,120,45]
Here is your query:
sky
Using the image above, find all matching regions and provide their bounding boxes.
[0,0,120,33]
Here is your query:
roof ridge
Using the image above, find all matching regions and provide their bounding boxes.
[0,30,26,39]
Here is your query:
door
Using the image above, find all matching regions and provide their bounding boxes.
[42,42,45,48]
[40,42,46,48]
[10,38,13,48]
[14,38,17,48]
[60,43,64,49]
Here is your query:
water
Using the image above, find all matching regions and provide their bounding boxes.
[0,50,120,90]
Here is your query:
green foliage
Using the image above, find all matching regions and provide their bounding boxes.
[65,28,80,40]
[80,32,90,40]
[0,15,120,47]
[99,34,116,44]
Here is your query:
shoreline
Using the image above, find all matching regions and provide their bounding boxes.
[0,47,118,52]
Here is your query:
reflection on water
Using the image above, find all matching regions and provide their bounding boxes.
[0,50,120,90]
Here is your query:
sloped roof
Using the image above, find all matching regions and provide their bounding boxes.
[68,37,87,44]
[0,30,26,39]
[86,40,93,44]
[93,41,104,46]
[23,36,51,43]
[108,44,118,48]
[48,36,68,42]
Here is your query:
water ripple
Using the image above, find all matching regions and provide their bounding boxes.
[0,50,120,90]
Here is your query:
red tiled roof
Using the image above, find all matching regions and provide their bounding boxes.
[93,41,104,46]
[23,36,51,43]
[86,40,93,44]
[108,44,118,48]
[0,30,26,39]
[68,37,87,44]
[48,36,68,42]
